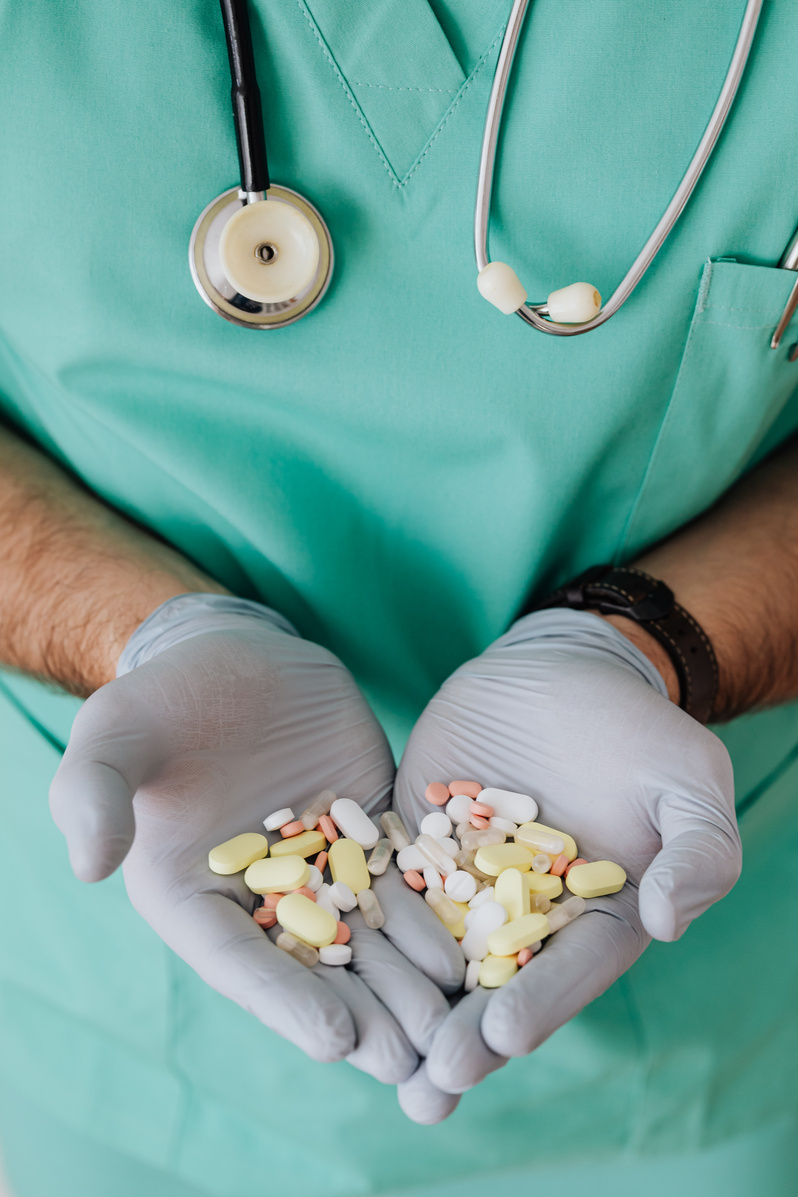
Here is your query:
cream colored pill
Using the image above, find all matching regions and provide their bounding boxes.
[270,829,327,859]
[516,821,577,861]
[208,832,269,875]
[487,912,550,957]
[329,799,380,849]
[244,855,309,894]
[566,861,626,898]
[479,953,518,987]
[524,871,562,900]
[494,867,529,922]
[443,870,477,903]
[319,943,352,966]
[464,959,482,992]
[329,881,357,912]
[263,808,295,833]
[276,893,338,947]
[328,838,371,894]
[474,843,534,876]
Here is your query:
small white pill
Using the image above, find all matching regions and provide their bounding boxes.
[305,864,323,892]
[263,807,295,832]
[446,794,473,824]
[330,798,380,849]
[423,867,443,890]
[460,901,508,962]
[315,883,338,918]
[420,812,452,839]
[464,959,482,992]
[489,817,517,835]
[477,788,538,825]
[329,881,357,912]
[444,871,477,903]
[468,885,495,909]
[438,837,459,858]
[319,944,352,966]
[396,844,427,872]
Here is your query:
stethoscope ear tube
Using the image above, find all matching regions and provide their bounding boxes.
[220,0,270,195]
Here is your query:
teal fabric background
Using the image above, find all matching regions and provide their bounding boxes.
[1,1,798,1192]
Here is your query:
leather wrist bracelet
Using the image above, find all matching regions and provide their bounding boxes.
[524,564,719,724]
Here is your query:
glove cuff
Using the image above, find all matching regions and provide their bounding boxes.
[117,593,298,677]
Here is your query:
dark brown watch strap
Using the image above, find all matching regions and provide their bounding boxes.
[525,565,719,724]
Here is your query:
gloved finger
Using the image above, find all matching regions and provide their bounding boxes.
[371,865,466,994]
[425,985,508,1094]
[50,758,138,883]
[639,818,742,942]
[162,891,357,1063]
[316,960,419,1085]
[345,919,451,1055]
[397,1061,461,1125]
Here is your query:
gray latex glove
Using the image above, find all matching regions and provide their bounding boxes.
[49,594,463,1086]
[394,609,741,1114]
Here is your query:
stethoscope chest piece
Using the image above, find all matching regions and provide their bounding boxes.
[190,186,333,329]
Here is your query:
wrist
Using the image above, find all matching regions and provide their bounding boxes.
[596,613,681,705]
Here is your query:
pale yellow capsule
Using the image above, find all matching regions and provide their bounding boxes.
[487,912,550,957]
[566,860,626,898]
[474,843,534,876]
[328,838,371,894]
[479,953,518,988]
[515,822,578,861]
[494,867,529,922]
[208,832,269,875]
[244,855,310,894]
[523,871,563,900]
[276,893,338,947]
[270,829,327,859]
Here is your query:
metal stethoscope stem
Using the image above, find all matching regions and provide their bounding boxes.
[475,0,764,335]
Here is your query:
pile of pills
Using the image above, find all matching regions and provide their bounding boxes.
[394,781,627,991]
[208,791,391,968]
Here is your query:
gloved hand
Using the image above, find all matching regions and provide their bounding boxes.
[393,609,741,1113]
[49,594,464,1088]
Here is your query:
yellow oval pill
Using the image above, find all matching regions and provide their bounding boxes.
[208,832,269,875]
[524,871,563,900]
[474,843,534,876]
[515,822,578,861]
[495,868,529,922]
[276,893,338,947]
[244,855,310,894]
[328,838,371,895]
[479,954,518,988]
[487,912,550,957]
[270,829,327,859]
[565,860,626,898]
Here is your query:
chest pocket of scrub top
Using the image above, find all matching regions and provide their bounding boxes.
[620,259,798,559]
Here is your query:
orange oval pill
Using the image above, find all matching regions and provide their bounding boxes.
[253,908,277,927]
[280,820,305,838]
[449,781,482,798]
[318,814,338,843]
[403,869,426,891]
[564,857,588,877]
[550,854,569,877]
[261,893,286,910]
[315,851,328,872]
[470,802,494,818]
[517,947,533,966]
[470,815,490,830]
[425,782,450,806]
[334,921,351,944]
[295,886,317,901]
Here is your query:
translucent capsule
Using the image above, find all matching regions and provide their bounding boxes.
[357,888,385,929]
[455,848,475,868]
[455,821,472,842]
[415,834,456,877]
[380,811,411,852]
[299,790,336,831]
[464,959,482,993]
[438,838,460,859]
[460,828,505,853]
[458,859,493,884]
[367,838,394,876]
[546,896,587,933]
[424,887,461,926]
[276,932,319,968]
[531,853,553,873]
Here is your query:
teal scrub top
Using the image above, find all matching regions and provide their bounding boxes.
[1,2,798,1194]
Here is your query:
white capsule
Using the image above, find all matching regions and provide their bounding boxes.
[489,817,518,835]
[420,811,452,840]
[531,853,553,873]
[438,837,459,858]
[460,901,508,962]
[423,866,443,890]
[477,788,538,825]
[444,870,477,903]
[329,798,380,849]
[477,261,527,315]
[455,821,472,842]
[305,864,323,892]
[319,943,352,966]
[446,794,474,825]
[396,844,427,872]
[464,959,482,992]
[263,807,295,832]
[460,828,505,853]
[468,885,495,910]
[546,281,601,324]
[329,881,357,912]
[315,883,338,918]
[416,834,456,877]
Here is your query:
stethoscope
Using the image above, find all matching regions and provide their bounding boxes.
[191,0,797,348]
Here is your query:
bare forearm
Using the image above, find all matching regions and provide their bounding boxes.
[0,426,227,695]
[608,438,798,721]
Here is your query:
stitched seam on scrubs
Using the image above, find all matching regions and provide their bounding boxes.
[352,82,458,93]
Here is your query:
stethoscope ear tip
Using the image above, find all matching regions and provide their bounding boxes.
[477,263,602,324]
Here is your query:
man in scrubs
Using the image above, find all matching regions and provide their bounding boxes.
[1,2,797,1195]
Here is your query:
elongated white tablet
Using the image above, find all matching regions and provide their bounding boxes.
[477,788,538,825]
[330,798,380,849]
